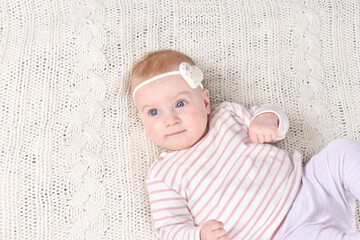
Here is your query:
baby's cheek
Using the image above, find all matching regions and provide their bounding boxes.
[145,124,160,141]
[192,112,208,133]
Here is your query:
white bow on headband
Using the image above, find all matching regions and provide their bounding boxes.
[132,62,204,99]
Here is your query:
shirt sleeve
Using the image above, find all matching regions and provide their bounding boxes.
[147,179,201,240]
[215,102,289,141]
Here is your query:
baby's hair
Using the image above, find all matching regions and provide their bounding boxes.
[131,49,196,93]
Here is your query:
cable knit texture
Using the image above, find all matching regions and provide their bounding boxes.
[66,1,107,239]
[0,0,359,239]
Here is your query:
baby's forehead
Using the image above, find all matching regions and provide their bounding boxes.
[142,74,190,92]
[137,76,198,100]
[132,68,175,92]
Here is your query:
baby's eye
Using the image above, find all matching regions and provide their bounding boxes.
[149,109,160,116]
[176,100,186,108]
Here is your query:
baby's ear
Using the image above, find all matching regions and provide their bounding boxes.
[203,88,211,114]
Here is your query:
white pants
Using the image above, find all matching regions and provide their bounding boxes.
[273,138,360,240]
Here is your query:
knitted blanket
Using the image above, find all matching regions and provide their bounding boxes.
[0,0,359,239]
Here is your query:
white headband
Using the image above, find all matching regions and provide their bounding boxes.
[132,62,204,99]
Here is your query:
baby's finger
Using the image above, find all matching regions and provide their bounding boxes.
[257,134,265,143]
[213,228,227,238]
[264,134,272,142]
[205,220,224,230]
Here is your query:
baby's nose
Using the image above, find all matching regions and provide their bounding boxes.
[165,112,180,126]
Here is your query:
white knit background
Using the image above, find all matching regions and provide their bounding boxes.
[0,0,359,239]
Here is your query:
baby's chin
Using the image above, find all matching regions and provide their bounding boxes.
[161,143,186,152]
[162,139,200,152]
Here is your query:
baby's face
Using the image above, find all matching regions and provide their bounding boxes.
[134,74,210,151]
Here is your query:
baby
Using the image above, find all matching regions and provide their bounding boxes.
[131,50,360,240]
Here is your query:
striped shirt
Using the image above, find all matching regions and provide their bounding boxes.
[147,102,302,240]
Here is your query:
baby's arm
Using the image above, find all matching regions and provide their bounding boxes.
[215,102,288,144]
[148,179,228,240]
[147,179,201,239]
[249,104,289,144]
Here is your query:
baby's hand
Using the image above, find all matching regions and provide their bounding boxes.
[200,220,228,240]
[249,112,279,144]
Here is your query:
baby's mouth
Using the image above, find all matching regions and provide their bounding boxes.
[167,130,186,136]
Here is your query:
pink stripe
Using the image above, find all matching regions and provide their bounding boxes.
[231,150,286,238]
[160,227,165,240]
[148,188,176,195]
[150,197,185,204]
[226,147,279,236]
[187,122,239,202]
[223,144,271,225]
[238,102,246,123]
[190,128,244,209]
[154,214,191,222]
[198,144,256,223]
[255,161,300,239]
[241,104,246,123]
[249,107,255,116]
[147,180,164,186]
[194,134,249,221]
[230,102,236,112]
[152,205,188,213]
